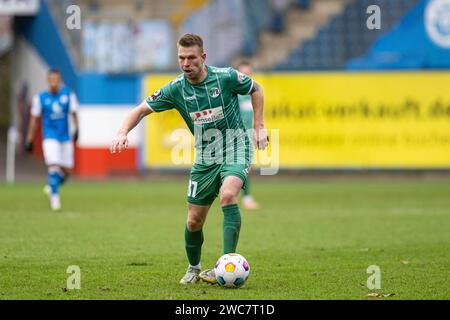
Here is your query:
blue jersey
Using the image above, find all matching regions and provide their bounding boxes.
[31,86,78,142]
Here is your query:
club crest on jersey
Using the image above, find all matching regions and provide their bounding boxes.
[149,89,162,101]
[189,106,224,125]
[209,87,221,98]
[59,95,69,104]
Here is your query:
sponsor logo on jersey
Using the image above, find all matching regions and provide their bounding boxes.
[149,89,162,101]
[50,102,65,120]
[425,0,450,48]
[185,95,196,101]
[209,87,221,98]
[237,71,247,84]
[189,106,224,124]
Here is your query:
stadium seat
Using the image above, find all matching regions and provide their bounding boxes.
[278,0,421,70]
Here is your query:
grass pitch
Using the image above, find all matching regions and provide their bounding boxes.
[0,179,449,300]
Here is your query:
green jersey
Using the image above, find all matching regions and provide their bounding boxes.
[145,65,254,165]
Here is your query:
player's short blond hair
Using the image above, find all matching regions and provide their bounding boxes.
[178,33,204,53]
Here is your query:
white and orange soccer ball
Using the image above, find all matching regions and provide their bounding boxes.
[214,253,250,288]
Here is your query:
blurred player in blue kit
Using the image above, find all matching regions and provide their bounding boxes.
[25,69,79,211]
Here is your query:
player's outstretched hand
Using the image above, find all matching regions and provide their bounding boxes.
[24,141,33,153]
[254,128,269,150]
[110,131,128,154]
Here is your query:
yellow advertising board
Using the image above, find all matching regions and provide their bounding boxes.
[144,72,450,168]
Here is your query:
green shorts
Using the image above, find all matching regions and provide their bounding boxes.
[187,162,250,206]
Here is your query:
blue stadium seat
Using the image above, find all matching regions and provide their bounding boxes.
[279,0,422,70]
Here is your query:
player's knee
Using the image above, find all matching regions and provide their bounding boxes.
[220,189,237,206]
[186,215,204,231]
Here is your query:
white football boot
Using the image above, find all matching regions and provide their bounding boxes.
[199,269,217,284]
[49,194,61,211]
[179,266,201,284]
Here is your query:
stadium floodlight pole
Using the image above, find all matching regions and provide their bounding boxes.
[6,61,16,183]
[6,52,18,184]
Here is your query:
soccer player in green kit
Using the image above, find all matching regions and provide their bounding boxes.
[237,61,260,210]
[111,34,268,285]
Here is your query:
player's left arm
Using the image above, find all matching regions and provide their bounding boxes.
[70,92,80,143]
[249,81,269,150]
[71,112,79,143]
[230,68,269,150]
[25,95,42,152]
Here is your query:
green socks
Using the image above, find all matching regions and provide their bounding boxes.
[222,204,241,254]
[184,204,241,265]
[184,225,203,266]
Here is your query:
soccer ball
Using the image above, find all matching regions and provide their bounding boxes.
[214,253,250,288]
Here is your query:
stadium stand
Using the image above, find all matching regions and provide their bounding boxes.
[348,0,450,69]
[249,0,349,70]
[5,0,450,180]
[15,0,448,74]
[276,0,421,70]
[47,0,319,72]
[47,0,209,72]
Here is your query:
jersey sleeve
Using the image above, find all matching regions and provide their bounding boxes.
[30,94,42,117]
[144,83,175,113]
[229,68,254,95]
[69,92,79,113]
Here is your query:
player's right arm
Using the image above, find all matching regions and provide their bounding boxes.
[25,95,42,152]
[111,84,175,154]
[110,101,152,154]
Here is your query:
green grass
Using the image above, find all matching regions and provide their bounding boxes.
[0,179,449,300]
